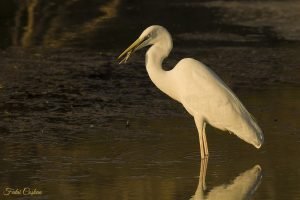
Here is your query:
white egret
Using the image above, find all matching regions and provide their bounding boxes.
[118,25,264,159]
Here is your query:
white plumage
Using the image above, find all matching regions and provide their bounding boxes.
[118,25,264,158]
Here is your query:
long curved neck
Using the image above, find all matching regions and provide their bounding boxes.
[145,34,179,101]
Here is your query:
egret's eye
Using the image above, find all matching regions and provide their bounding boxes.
[146,34,151,39]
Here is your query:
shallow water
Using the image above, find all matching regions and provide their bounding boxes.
[0,0,300,199]
[0,87,299,200]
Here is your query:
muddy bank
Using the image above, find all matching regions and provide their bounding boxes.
[0,46,299,135]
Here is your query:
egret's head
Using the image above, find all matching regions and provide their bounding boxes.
[118,25,170,64]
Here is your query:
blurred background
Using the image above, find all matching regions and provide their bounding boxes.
[1,0,300,49]
[0,0,299,200]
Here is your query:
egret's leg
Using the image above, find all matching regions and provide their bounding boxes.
[201,157,208,190]
[202,123,209,157]
[199,158,205,189]
[194,157,208,199]
[195,118,205,159]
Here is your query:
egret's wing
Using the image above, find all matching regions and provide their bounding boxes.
[175,58,233,117]
[174,58,263,147]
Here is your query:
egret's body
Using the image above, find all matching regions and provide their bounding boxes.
[118,25,264,158]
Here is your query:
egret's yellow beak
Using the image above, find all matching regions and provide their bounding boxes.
[117,38,144,64]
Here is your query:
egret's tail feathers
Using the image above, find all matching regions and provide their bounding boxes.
[254,131,264,148]
[229,129,263,149]
[248,116,264,149]
[232,121,264,149]
[215,76,264,148]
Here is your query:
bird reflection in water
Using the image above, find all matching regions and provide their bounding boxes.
[191,159,262,200]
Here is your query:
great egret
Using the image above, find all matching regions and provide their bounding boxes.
[118,25,264,159]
